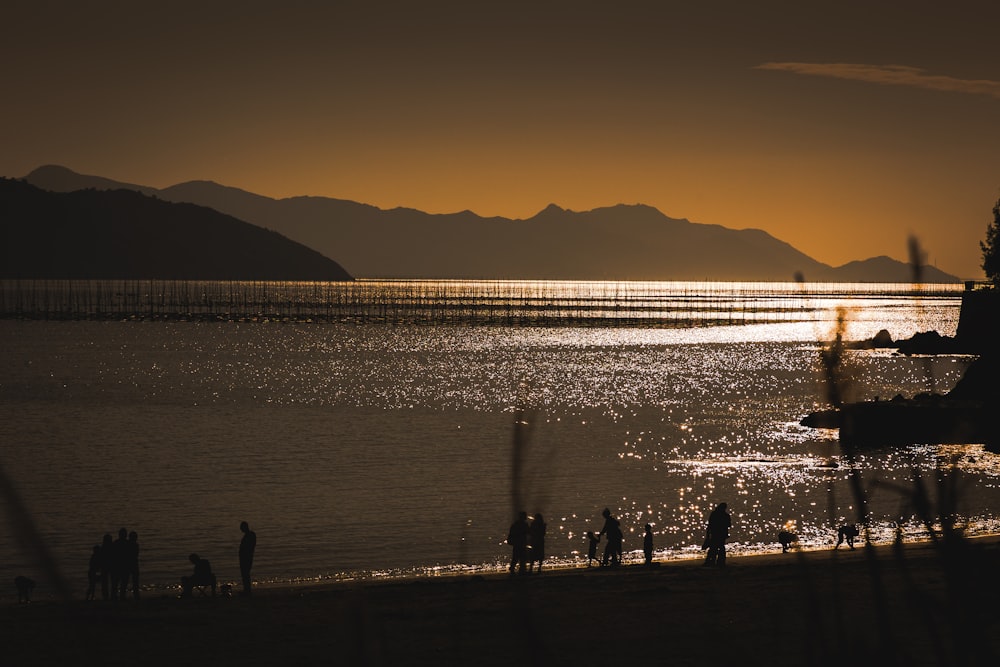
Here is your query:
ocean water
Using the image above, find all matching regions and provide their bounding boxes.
[2,281,998,598]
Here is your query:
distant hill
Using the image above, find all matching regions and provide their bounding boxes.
[23,165,961,282]
[0,177,353,281]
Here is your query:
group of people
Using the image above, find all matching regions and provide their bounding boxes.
[586,510,655,568]
[506,511,547,574]
[86,527,140,601]
[178,521,257,597]
[510,503,729,572]
[83,521,256,600]
[506,501,868,574]
[595,507,625,567]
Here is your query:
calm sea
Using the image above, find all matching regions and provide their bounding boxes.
[2,281,998,599]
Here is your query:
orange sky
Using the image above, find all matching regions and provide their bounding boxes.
[3,1,999,278]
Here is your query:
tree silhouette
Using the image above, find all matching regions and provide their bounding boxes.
[981,197,1000,285]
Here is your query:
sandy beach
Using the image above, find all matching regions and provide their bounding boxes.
[4,535,1000,667]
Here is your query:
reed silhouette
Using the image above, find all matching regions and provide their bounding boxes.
[0,462,72,602]
[799,233,999,664]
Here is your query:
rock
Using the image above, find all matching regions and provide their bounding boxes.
[872,329,894,348]
[895,330,965,355]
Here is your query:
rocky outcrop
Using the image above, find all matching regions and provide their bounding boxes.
[802,287,999,451]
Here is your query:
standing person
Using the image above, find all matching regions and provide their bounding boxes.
[127,531,140,600]
[111,527,129,600]
[703,502,732,567]
[608,518,623,567]
[86,545,102,601]
[507,511,529,575]
[643,523,654,566]
[599,508,621,567]
[239,521,257,596]
[99,533,113,600]
[585,531,600,567]
[528,513,547,573]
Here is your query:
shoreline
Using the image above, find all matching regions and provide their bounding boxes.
[246,530,998,594]
[7,534,1000,666]
[10,530,1000,602]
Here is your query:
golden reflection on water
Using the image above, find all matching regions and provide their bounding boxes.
[3,282,999,589]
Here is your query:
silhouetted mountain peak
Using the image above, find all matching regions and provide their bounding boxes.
[583,203,690,225]
[24,164,155,195]
[160,179,276,206]
[832,255,955,283]
[167,179,233,191]
[528,203,567,219]
[25,164,73,180]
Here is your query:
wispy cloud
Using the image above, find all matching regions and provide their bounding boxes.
[755,62,1000,99]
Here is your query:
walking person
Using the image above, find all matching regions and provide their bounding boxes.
[703,502,732,567]
[599,508,623,567]
[239,521,257,596]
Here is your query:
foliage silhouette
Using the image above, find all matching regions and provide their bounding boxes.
[980,196,1000,285]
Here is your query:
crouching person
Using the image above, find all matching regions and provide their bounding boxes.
[180,553,216,597]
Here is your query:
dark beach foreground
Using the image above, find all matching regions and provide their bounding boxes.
[4,537,1000,667]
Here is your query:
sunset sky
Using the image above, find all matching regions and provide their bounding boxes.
[3,1,999,279]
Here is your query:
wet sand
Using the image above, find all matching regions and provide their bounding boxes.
[4,537,1000,666]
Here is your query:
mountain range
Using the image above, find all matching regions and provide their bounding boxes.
[20,165,959,282]
[0,177,352,281]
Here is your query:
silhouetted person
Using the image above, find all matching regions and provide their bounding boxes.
[507,511,529,575]
[836,524,859,550]
[180,553,216,597]
[599,508,623,567]
[778,530,797,553]
[528,513,547,573]
[99,533,113,600]
[704,502,731,567]
[239,521,257,596]
[86,545,101,601]
[127,531,140,600]
[15,576,35,603]
[643,523,654,566]
[610,522,623,566]
[111,527,129,600]
[586,531,599,567]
